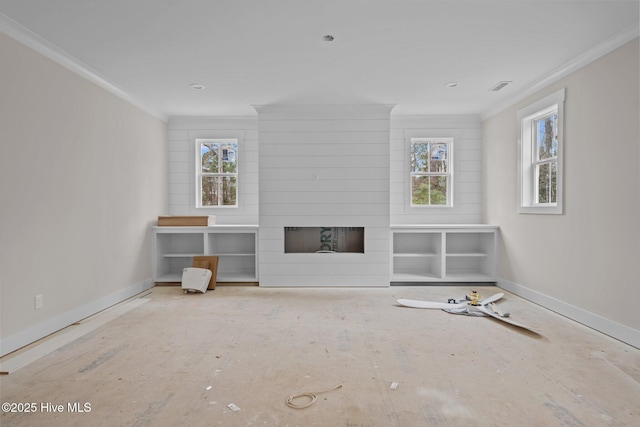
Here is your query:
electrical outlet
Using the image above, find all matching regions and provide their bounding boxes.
[35,294,43,310]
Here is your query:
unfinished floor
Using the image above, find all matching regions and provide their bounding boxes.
[1,285,638,427]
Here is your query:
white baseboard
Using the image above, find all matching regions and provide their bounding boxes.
[498,277,640,350]
[0,297,149,374]
[0,278,154,357]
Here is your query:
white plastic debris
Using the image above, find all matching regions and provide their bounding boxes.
[390,382,399,390]
[227,403,241,412]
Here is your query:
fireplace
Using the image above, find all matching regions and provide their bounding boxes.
[257,104,392,287]
[284,227,365,253]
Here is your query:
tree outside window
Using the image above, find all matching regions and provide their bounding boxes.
[534,113,558,204]
[197,139,238,207]
[517,88,564,214]
[410,138,453,206]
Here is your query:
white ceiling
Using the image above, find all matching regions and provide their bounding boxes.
[1,0,638,119]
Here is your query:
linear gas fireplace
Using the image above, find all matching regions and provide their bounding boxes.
[284,227,365,253]
[257,104,391,286]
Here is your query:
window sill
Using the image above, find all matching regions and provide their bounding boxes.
[518,205,562,215]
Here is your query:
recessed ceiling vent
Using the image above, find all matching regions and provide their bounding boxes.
[489,81,512,92]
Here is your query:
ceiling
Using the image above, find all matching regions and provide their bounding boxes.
[0,0,638,119]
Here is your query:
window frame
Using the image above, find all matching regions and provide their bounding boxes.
[195,138,239,208]
[409,137,454,208]
[517,88,565,214]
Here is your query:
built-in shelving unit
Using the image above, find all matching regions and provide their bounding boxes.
[153,224,495,285]
[152,225,258,283]
[391,225,498,283]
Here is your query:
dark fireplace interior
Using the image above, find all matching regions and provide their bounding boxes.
[284,227,365,253]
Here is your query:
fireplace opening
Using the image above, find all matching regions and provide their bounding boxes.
[284,227,364,253]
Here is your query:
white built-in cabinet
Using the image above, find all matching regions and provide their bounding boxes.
[152,224,497,284]
[152,225,258,283]
[391,225,498,283]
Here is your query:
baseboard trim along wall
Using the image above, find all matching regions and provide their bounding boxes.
[0,278,154,357]
[0,297,149,374]
[498,277,640,350]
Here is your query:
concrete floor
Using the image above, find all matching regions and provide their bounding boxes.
[1,285,638,426]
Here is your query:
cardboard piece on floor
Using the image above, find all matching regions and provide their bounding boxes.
[193,256,219,289]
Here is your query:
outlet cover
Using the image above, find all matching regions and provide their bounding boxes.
[35,294,43,310]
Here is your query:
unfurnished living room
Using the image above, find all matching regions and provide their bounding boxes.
[1,1,639,426]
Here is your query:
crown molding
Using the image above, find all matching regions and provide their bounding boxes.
[481,24,639,121]
[0,12,167,122]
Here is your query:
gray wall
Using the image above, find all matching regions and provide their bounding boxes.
[0,32,168,355]
[483,38,640,346]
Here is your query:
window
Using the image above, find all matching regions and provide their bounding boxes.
[517,89,565,214]
[410,138,453,206]
[196,139,238,207]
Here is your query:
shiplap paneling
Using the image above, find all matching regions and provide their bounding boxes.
[390,115,484,225]
[166,112,485,285]
[166,116,259,225]
[257,105,393,287]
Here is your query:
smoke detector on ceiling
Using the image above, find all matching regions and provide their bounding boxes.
[489,81,512,92]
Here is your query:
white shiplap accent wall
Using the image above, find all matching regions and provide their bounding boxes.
[257,105,393,287]
[390,115,483,224]
[167,116,259,224]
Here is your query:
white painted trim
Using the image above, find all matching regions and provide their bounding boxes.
[0,12,167,122]
[195,138,240,209]
[0,297,149,374]
[390,224,498,230]
[407,137,455,209]
[498,277,640,350]
[482,24,639,121]
[517,88,565,214]
[0,278,154,357]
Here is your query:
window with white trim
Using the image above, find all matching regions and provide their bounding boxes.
[517,89,565,214]
[196,138,238,207]
[410,137,453,206]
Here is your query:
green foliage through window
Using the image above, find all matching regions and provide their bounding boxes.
[410,138,452,206]
[197,140,238,207]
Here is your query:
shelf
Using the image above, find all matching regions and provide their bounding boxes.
[446,253,488,257]
[391,225,497,283]
[217,272,258,282]
[393,252,438,258]
[163,252,255,257]
[163,253,205,258]
[208,232,256,255]
[155,271,257,283]
[209,253,255,257]
[153,226,258,284]
[391,272,441,282]
[391,224,499,230]
[444,272,496,282]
